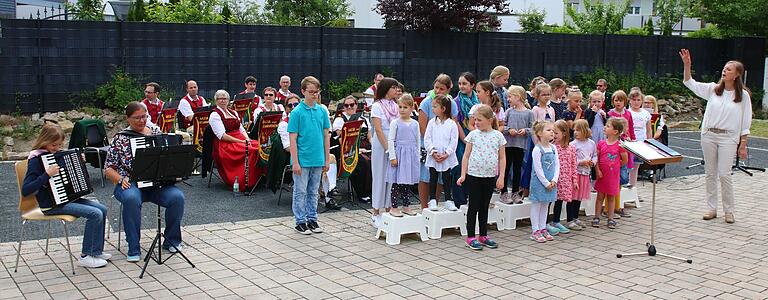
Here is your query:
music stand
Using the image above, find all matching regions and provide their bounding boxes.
[132,144,197,278]
[616,140,691,263]
[324,120,371,214]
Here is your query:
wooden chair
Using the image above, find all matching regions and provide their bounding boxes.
[13,160,77,275]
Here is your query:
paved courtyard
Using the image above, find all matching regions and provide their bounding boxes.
[1,169,767,299]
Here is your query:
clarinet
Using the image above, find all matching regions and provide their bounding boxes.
[244,139,249,195]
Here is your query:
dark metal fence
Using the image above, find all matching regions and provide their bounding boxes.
[0,19,764,113]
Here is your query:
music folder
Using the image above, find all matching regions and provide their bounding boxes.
[132,145,196,185]
[620,139,683,166]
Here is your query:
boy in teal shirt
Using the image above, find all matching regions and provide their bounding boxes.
[288,76,330,234]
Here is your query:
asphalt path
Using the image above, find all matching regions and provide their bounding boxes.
[1,130,766,243]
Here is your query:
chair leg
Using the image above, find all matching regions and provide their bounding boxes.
[278,169,287,206]
[45,220,51,255]
[62,221,75,275]
[118,203,123,251]
[97,151,105,188]
[14,220,26,272]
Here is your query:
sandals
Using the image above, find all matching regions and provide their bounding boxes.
[591,218,600,228]
[402,207,418,216]
[607,219,617,229]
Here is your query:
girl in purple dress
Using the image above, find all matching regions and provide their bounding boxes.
[387,94,421,217]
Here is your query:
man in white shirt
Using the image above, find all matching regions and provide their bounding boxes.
[363,72,384,107]
[276,75,292,103]
[178,80,208,128]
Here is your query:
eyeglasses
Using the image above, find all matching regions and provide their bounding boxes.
[287,102,300,108]
[596,85,605,88]
[304,90,321,95]
[264,93,275,97]
[344,103,356,108]
[215,97,228,100]
[129,115,148,121]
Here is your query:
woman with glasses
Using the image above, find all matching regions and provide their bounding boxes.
[332,96,372,203]
[252,87,285,122]
[105,102,186,262]
[209,90,261,191]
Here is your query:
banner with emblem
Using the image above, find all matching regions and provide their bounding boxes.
[339,120,364,178]
[256,112,283,166]
[157,108,177,133]
[192,108,212,153]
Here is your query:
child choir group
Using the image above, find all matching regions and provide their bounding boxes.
[372,66,665,249]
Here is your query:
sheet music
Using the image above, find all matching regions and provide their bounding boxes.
[622,141,666,161]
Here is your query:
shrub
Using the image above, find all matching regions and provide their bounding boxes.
[568,64,695,99]
[327,76,370,103]
[687,24,727,39]
[617,27,649,36]
[96,68,144,111]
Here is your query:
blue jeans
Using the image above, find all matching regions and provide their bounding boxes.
[44,198,107,256]
[292,167,322,225]
[113,183,185,257]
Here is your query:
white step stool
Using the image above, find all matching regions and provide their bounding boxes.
[422,208,467,239]
[620,187,640,208]
[496,200,532,230]
[579,193,597,217]
[459,202,503,235]
[375,213,428,245]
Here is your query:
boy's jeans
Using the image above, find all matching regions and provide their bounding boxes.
[292,167,323,225]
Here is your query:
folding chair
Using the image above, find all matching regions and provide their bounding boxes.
[13,160,77,275]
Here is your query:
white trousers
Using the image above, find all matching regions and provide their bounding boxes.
[371,136,391,210]
[701,131,738,214]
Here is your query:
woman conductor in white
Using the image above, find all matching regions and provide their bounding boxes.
[680,48,752,224]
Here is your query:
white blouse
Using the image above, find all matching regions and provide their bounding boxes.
[424,117,459,172]
[209,108,247,139]
[684,79,752,143]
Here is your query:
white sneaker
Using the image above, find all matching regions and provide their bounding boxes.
[372,215,382,228]
[428,199,438,211]
[445,201,458,211]
[167,244,183,253]
[94,253,112,261]
[79,256,108,268]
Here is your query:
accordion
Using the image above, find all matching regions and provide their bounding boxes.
[130,134,183,188]
[41,149,93,206]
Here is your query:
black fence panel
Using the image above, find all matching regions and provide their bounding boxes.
[0,19,764,113]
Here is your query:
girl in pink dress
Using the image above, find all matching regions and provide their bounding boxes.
[607,90,635,218]
[549,120,579,234]
[592,118,628,229]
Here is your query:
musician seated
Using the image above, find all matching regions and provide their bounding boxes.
[332,96,368,137]
[332,96,373,203]
[252,87,285,122]
[178,80,208,129]
[210,90,260,189]
[105,102,185,263]
[23,124,110,268]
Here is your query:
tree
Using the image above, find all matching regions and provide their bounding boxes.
[376,0,511,32]
[565,0,630,34]
[644,18,654,35]
[690,0,768,38]
[656,0,689,36]
[227,0,263,25]
[146,0,223,23]
[220,2,232,23]
[263,0,353,27]
[68,0,104,20]
[127,0,146,21]
[518,8,546,33]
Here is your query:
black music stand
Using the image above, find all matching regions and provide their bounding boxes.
[132,144,196,279]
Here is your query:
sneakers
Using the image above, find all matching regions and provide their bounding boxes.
[703,210,717,220]
[546,224,560,236]
[530,230,546,243]
[607,219,617,229]
[499,193,514,204]
[591,218,600,228]
[618,209,632,218]
[307,221,323,233]
[126,255,141,263]
[553,222,570,234]
[478,236,498,249]
[466,238,483,250]
[94,253,112,261]
[389,208,404,217]
[166,243,183,253]
[511,193,524,204]
[541,229,554,241]
[567,221,582,231]
[79,255,108,268]
[325,199,341,210]
[295,223,312,235]
[574,219,587,229]
[445,200,458,211]
[428,199,439,211]
[724,213,735,224]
